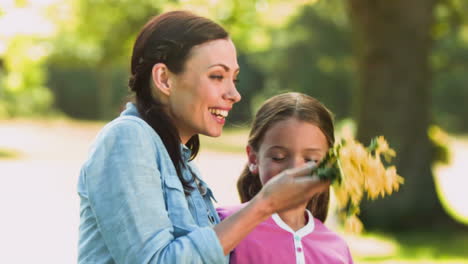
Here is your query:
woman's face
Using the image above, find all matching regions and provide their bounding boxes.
[251,117,329,185]
[167,38,241,143]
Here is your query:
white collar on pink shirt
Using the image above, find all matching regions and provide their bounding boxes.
[271,209,315,238]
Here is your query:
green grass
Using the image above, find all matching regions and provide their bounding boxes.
[354,230,468,263]
[199,127,249,153]
[0,148,21,159]
[198,119,357,154]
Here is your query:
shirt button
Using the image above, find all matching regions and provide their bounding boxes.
[208,214,215,223]
[295,236,301,241]
[297,247,303,253]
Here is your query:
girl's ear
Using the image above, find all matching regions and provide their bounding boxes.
[246,145,259,175]
[151,63,172,96]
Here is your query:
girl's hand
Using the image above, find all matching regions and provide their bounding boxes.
[255,162,330,214]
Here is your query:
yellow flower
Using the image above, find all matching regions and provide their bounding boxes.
[363,156,387,198]
[333,185,349,207]
[345,215,364,234]
[384,166,404,194]
[376,136,396,162]
[316,135,404,233]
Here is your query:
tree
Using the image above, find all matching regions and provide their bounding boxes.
[0,2,55,117]
[0,36,53,117]
[48,0,314,121]
[252,2,354,120]
[347,0,458,230]
[49,0,163,119]
[432,0,468,132]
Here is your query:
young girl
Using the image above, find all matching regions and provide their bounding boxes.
[218,92,354,264]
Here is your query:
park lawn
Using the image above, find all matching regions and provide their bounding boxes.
[350,230,468,263]
[199,119,358,154]
[199,126,249,154]
[0,147,21,159]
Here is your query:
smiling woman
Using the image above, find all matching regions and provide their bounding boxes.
[150,38,240,142]
[77,10,329,264]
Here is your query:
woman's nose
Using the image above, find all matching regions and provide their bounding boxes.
[223,82,241,103]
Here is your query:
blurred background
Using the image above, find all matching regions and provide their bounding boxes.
[0,0,467,263]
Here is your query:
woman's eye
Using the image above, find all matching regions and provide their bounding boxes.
[234,78,240,84]
[209,75,224,80]
[305,158,319,163]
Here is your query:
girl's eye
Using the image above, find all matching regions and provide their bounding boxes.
[305,158,319,163]
[234,78,240,84]
[209,75,224,80]
[272,156,285,162]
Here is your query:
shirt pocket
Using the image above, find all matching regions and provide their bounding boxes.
[163,176,194,232]
[163,175,185,194]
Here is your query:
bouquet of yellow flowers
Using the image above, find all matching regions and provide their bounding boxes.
[313,135,404,233]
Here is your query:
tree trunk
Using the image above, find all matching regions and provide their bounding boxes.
[347,0,456,230]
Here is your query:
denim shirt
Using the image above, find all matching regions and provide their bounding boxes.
[77,103,227,263]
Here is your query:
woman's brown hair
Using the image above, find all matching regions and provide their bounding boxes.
[237,92,335,222]
[128,11,228,193]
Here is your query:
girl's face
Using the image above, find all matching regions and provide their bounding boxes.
[167,38,241,143]
[249,117,329,185]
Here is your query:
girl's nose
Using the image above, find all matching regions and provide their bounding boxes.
[291,157,306,170]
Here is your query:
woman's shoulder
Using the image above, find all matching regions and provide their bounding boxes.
[84,114,168,164]
[93,113,163,148]
[94,103,151,139]
[216,203,247,220]
[101,115,151,137]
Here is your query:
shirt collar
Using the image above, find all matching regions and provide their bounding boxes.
[121,102,140,118]
[123,102,193,162]
[272,209,315,238]
[180,144,192,162]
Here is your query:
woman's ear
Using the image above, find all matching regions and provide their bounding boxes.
[246,145,259,175]
[151,63,172,96]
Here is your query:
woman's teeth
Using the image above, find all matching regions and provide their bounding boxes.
[209,108,228,118]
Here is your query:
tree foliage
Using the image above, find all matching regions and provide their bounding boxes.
[47,0,165,119]
[0,36,53,117]
[250,1,354,120]
[432,0,468,132]
[2,0,468,134]
[46,0,316,120]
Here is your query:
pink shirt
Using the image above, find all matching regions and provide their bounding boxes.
[217,204,353,264]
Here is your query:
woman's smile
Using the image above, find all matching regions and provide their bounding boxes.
[209,107,230,124]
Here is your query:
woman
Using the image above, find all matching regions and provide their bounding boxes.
[77,11,328,263]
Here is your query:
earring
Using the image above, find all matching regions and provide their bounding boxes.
[248,164,257,173]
